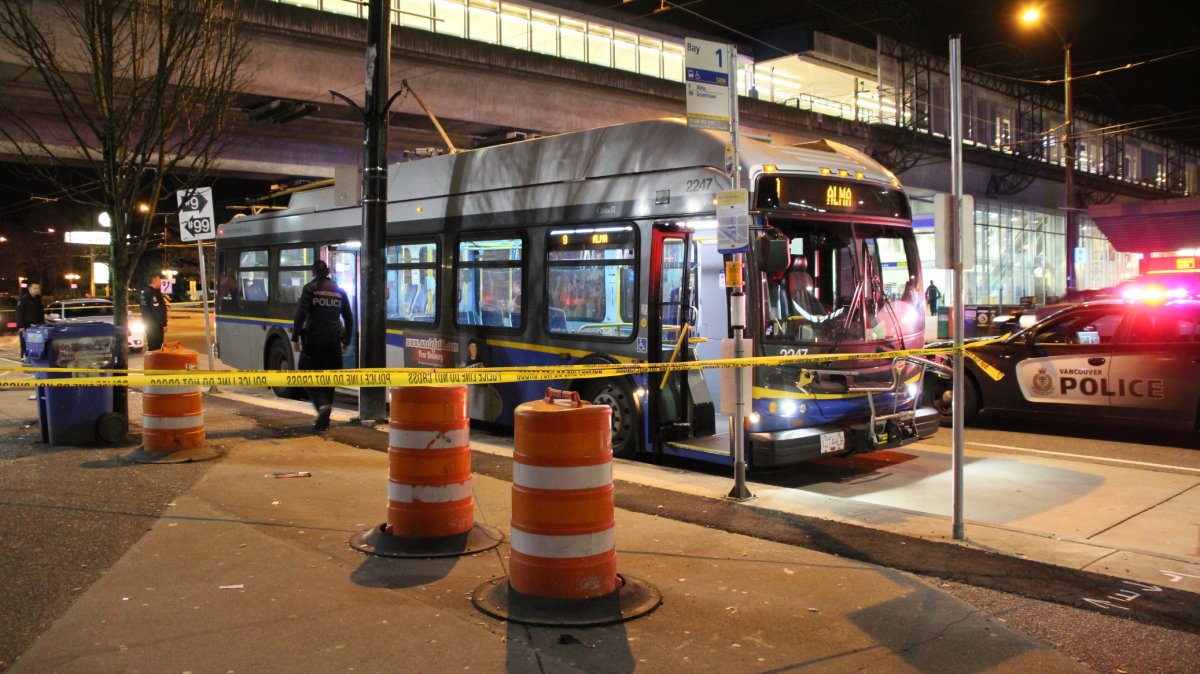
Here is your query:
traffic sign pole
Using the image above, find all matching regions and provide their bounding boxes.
[177,187,219,391]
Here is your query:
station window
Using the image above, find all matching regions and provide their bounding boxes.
[499,3,530,50]
[386,240,438,323]
[237,249,269,303]
[587,24,613,67]
[435,0,466,37]
[398,0,433,30]
[456,237,523,329]
[545,225,635,338]
[276,247,314,304]
[468,0,498,44]
[530,9,558,56]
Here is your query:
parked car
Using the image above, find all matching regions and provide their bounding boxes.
[45,298,146,352]
[926,299,1200,430]
[0,296,18,333]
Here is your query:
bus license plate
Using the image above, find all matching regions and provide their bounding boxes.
[820,431,845,453]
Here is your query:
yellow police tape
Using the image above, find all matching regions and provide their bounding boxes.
[0,340,1005,389]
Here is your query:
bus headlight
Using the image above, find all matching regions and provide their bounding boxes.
[748,411,761,425]
[779,399,806,417]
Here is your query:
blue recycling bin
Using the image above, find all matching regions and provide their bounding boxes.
[27,322,127,446]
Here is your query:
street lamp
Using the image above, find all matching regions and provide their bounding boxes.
[1022,6,1078,294]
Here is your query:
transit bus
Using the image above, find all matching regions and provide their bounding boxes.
[215,118,939,467]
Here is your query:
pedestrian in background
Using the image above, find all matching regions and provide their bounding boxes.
[16,281,44,363]
[292,259,353,431]
[925,280,943,316]
[141,273,168,351]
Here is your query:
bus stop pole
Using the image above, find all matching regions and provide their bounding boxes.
[727,47,752,501]
[358,0,390,424]
[949,36,967,541]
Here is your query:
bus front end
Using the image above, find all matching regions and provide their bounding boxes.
[744,172,940,466]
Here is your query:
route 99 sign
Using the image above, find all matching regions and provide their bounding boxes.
[176,187,215,242]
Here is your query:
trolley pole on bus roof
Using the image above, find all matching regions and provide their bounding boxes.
[357,0,390,424]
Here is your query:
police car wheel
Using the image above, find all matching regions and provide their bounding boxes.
[927,374,977,427]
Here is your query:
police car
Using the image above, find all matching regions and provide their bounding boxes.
[46,298,147,352]
[925,298,1200,430]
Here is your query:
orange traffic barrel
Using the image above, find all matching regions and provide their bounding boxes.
[471,388,660,627]
[124,342,218,464]
[143,342,205,451]
[350,385,501,558]
[510,388,618,599]
[386,385,474,538]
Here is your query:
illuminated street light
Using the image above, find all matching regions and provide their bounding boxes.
[98,211,111,228]
[1021,6,1078,293]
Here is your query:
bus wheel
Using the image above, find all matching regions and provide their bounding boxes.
[582,379,640,459]
[267,339,301,399]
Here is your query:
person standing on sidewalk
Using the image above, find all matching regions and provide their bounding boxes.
[140,273,168,352]
[16,281,44,362]
[292,259,353,431]
[925,280,943,316]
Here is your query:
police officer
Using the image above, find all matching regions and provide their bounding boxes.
[292,259,353,431]
[141,273,168,351]
[16,281,45,362]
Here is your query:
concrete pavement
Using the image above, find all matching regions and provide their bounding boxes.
[5,389,1088,673]
[1,329,1198,671]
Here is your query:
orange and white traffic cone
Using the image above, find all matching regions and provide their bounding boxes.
[124,342,219,463]
[351,385,501,558]
[472,388,660,626]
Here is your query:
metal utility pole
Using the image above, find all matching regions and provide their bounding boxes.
[1062,42,1077,293]
[949,36,966,541]
[358,0,390,424]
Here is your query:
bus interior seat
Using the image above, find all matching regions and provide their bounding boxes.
[243,279,268,302]
[482,310,509,327]
[458,310,480,325]
[787,257,825,317]
[549,307,567,331]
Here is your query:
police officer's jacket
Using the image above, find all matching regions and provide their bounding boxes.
[292,276,353,347]
[141,285,168,328]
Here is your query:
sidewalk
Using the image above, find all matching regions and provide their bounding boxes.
[1,347,1198,671]
[6,389,1090,673]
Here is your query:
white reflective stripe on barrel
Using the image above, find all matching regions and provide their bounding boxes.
[142,414,204,430]
[513,463,612,491]
[387,479,473,504]
[510,527,616,559]
[389,427,470,450]
[143,385,200,395]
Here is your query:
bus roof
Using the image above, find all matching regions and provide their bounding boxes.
[282,119,901,214]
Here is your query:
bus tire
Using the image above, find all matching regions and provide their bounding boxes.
[267,339,302,399]
[925,372,978,427]
[581,378,640,459]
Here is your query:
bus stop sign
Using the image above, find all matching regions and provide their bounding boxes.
[177,187,216,242]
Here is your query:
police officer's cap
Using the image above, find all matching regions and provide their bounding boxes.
[313,259,330,276]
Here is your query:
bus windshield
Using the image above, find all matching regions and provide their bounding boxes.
[762,220,923,347]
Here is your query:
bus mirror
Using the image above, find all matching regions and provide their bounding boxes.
[758,236,790,276]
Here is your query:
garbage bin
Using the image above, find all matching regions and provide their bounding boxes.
[27,321,127,446]
[936,306,950,339]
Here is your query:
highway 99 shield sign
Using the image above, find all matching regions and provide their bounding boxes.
[176,187,216,242]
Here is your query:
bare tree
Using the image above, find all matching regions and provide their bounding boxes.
[0,0,249,419]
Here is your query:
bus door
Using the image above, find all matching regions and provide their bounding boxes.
[326,245,358,369]
[649,226,715,443]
